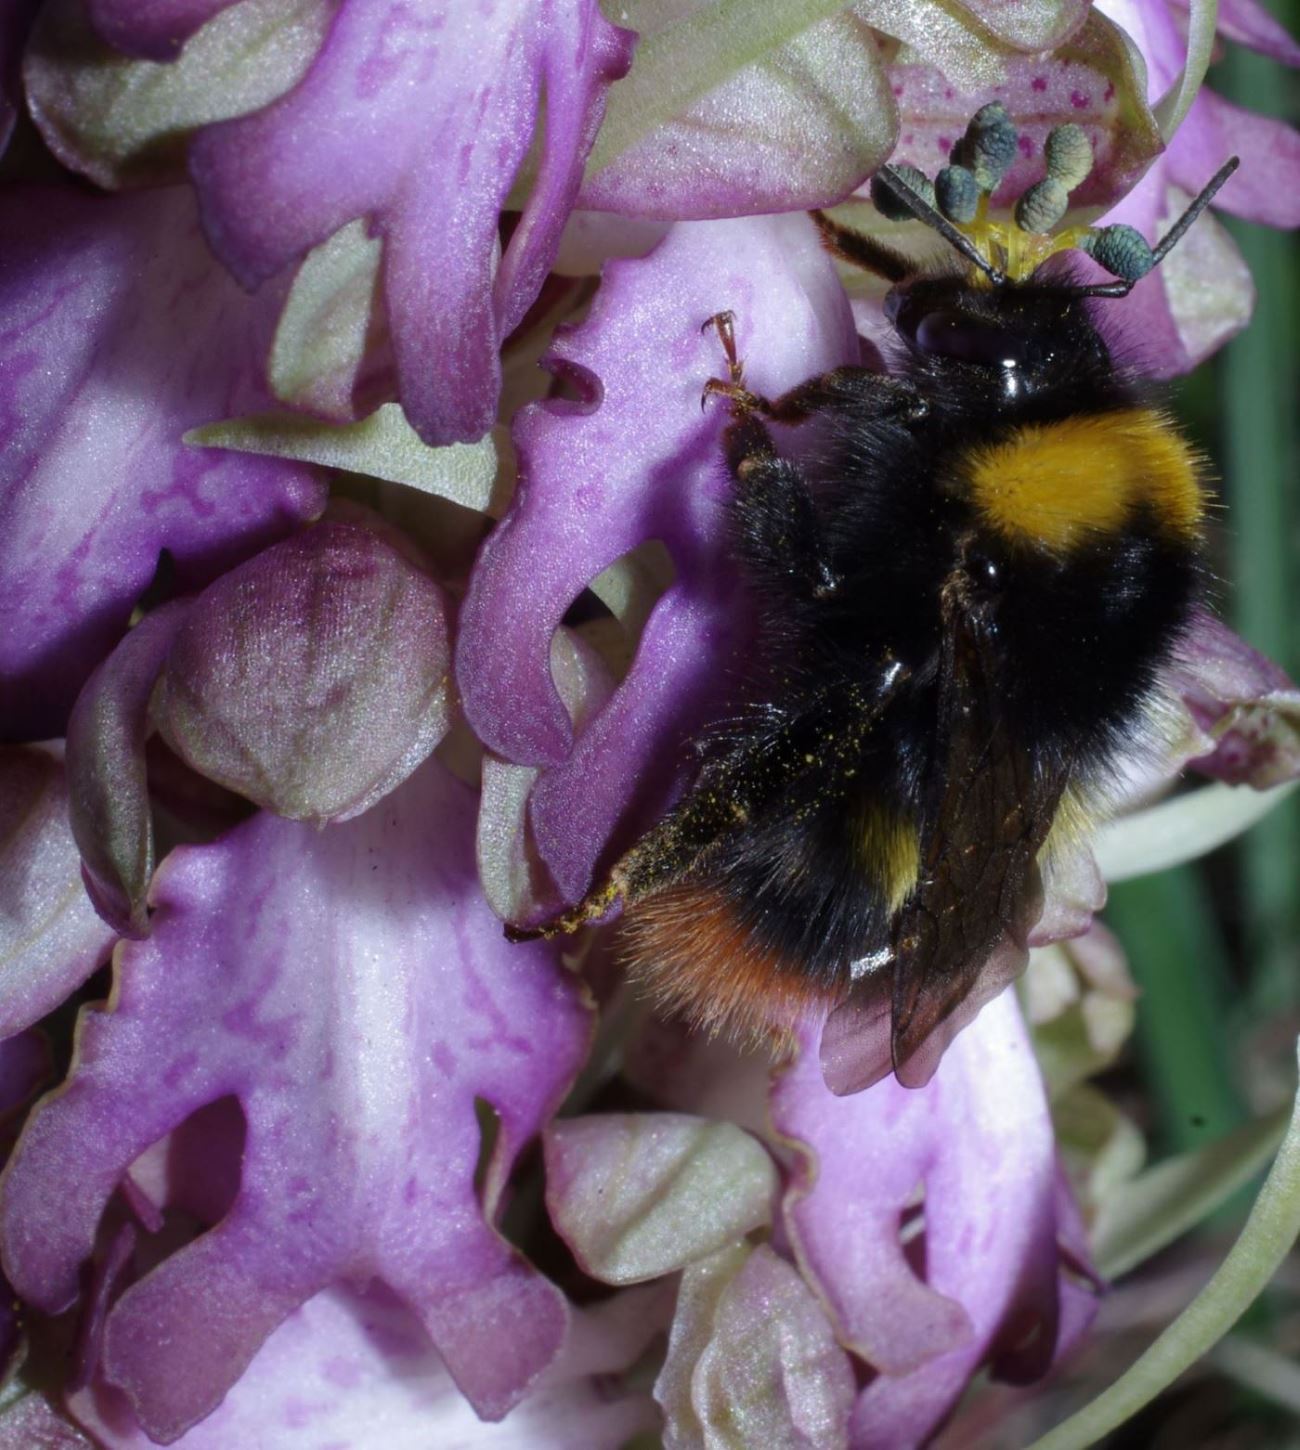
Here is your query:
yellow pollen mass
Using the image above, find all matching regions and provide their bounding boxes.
[964,409,1202,551]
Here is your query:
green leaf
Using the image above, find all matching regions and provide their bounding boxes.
[268,219,388,420]
[1093,1106,1291,1280]
[1027,1041,1300,1450]
[25,0,326,189]
[185,408,500,513]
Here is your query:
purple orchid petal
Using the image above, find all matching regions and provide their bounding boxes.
[1168,610,1300,789]
[0,1030,51,1119]
[0,1394,93,1447]
[65,603,191,940]
[0,748,117,1037]
[187,2,633,445]
[69,1284,663,1449]
[0,760,590,1441]
[655,1242,855,1450]
[0,0,38,155]
[544,1112,776,1284]
[579,6,895,219]
[886,8,1163,210]
[775,990,1090,1447]
[459,212,856,900]
[154,520,451,825]
[86,0,231,61]
[1168,89,1300,229]
[0,183,325,743]
[1184,0,1300,66]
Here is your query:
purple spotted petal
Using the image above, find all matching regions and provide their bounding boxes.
[655,1242,854,1450]
[154,520,451,824]
[70,1285,663,1449]
[459,213,856,902]
[1168,611,1300,789]
[774,990,1090,1447]
[187,1,633,445]
[0,748,117,1038]
[545,1112,776,1284]
[0,760,589,1442]
[66,604,191,939]
[0,183,324,743]
[86,0,231,60]
[886,7,1163,210]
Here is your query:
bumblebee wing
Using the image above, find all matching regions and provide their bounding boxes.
[888,572,1069,1087]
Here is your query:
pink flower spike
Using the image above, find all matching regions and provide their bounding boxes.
[0,184,325,743]
[774,990,1093,1447]
[0,760,590,1442]
[0,748,117,1037]
[186,1,634,446]
[458,212,857,904]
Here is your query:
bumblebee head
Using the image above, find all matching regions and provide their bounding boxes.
[869,103,1238,301]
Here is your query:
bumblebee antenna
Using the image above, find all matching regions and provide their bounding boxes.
[1072,156,1240,298]
[871,166,1007,287]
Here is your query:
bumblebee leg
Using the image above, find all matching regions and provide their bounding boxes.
[809,209,913,283]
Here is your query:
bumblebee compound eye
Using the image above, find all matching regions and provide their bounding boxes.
[911,309,1026,370]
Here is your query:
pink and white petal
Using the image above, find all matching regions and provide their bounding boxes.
[0,184,324,743]
[0,760,590,1442]
[86,0,233,60]
[579,5,895,219]
[775,991,1081,1447]
[545,1112,776,1285]
[188,2,633,446]
[885,8,1163,211]
[458,212,856,899]
[1168,611,1300,789]
[154,520,451,824]
[65,603,191,939]
[70,1284,663,1449]
[0,748,117,1038]
[656,1242,855,1450]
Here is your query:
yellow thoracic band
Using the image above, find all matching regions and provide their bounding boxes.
[963,409,1203,550]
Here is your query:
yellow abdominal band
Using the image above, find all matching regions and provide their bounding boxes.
[964,409,1203,551]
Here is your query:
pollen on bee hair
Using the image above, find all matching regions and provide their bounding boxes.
[961,409,1203,551]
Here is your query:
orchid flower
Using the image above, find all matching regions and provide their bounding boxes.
[1,2,1299,1448]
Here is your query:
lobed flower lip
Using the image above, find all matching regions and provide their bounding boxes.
[0,760,591,1441]
[774,990,1097,1446]
[458,211,857,906]
[176,0,634,446]
[0,184,325,743]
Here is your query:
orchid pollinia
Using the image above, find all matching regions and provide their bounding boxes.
[0,0,1299,1447]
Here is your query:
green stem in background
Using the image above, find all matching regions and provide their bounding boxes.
[1218,8,1300,1020]
[1107,870,1244,1155]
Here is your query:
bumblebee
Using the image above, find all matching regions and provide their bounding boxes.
[510,105,1239,1091]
